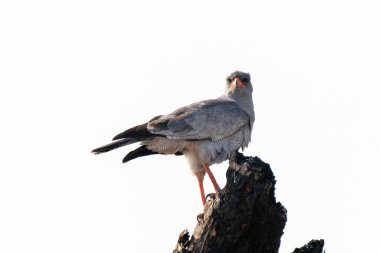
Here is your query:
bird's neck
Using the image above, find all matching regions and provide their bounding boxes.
[238,97,255,120]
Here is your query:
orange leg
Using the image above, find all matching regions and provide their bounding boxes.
[195,172,206,206]
[201,161,221,192]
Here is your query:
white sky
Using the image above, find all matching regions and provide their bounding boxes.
[1,1,379,252]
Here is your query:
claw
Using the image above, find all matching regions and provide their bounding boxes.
[197,213,205,222]
[205,193,216,202]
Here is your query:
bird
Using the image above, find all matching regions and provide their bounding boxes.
[92,71,255,206]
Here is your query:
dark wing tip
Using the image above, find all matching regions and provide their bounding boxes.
[113,131,126,140]
[112,123,152,141]
[112,133,122,141]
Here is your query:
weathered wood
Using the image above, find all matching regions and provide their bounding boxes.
[173,153,324,253]
[292,239,325,253]
[173,153,285,253]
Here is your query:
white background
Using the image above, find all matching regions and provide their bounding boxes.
[1,1,379,252]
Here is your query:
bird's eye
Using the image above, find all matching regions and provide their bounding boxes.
[227,78,232,84]
[242,78,249,83]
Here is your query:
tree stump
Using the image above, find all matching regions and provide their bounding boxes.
[173,153,324,253]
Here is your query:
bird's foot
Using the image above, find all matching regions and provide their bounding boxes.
[197,213,204,223]
[205,193,217,202]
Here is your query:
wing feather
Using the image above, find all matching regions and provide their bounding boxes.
[147,99,250,140]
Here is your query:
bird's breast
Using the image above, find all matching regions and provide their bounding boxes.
[197,125,251,165]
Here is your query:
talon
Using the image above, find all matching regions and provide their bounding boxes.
[206,193,216,202]
[197,213,204,222]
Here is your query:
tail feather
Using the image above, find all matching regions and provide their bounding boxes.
[92,139,134,154]
[92,122,159,155]
[122,146,158,163]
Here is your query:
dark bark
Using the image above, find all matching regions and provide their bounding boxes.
[292,240,325,253]
[173,153,324,253]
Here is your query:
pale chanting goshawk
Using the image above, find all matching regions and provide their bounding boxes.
[92,71,255,205]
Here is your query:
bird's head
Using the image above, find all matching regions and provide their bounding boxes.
[225,71,253,99]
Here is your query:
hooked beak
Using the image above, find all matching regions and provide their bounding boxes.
[232,77,244,89]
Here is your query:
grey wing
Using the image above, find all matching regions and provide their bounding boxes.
[147,99,250,140]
